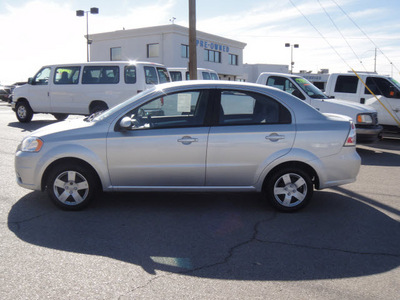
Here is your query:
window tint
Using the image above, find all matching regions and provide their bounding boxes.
[144,67,158,84]
[32,67,51,85]
[82,66,120,84]
[124,90,209,129]
[334,75,358,93]
[218,90,291,125]
[170,71,182,82]
[54,67,80,84]
[365,77,392,97]
[124,65,137,84]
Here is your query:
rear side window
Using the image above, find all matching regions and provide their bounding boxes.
[210,73,219,80]
[82,66,120,84]
[218,90,291,125]
[170,71,182,82]
[334,75,358,93]
[124,65,137,84]
[54,67,80,84]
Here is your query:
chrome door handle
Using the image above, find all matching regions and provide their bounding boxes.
[178,136,198,145]
[265,133,285,142]
[394,108,400,113]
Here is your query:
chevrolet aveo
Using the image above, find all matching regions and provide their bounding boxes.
[15,81,361,212]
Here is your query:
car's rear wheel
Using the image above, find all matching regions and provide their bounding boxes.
[46,163,97,210]
[53,113,69,121]
[16,101,33,123]
[265,167,313,212]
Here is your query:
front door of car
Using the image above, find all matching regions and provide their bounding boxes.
[107,89,211,188]
[28,67,52,112]
[206,90,296,187]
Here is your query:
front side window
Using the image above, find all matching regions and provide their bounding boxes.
[266,76,305,100]
[147,43,159,58]
[202,72,211,80]
[82,66,120,84]
[218,90,291,125]
[170,71,182,82]
[54,67,80,84]
[365,77,392,97]
[334,75,358,93]
[144,66,158,84]
[123,90,209,130]
[157,67,170,83]
[32,67,51,85]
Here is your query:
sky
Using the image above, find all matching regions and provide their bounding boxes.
[1,0,400,84]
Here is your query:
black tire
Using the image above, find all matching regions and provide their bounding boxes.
[53,113,69,121]
[46,163,98,211]
[89,103,108,114]
[265,167,313,212]
[16,101,33,123]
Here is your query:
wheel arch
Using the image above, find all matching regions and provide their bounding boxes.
[41,157,102,192]
[89,100,108,114]
[262,161,320,191]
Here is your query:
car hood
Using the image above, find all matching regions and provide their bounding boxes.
[315,98,377,113]
[29,118,97,139]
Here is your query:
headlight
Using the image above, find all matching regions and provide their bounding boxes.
[21,137,43,152]
[356,114,373,124]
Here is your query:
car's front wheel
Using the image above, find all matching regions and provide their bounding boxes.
[46,163,98,210]
[265,167,313,212]
[16,101,33,123]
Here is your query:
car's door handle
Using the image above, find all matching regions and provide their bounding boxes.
[178,136,198,145]
[394,108,400,113]
[265,133,285,142]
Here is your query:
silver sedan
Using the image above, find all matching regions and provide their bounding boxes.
[15,81,361,211]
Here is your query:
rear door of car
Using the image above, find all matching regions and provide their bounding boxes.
[206,89,296,187]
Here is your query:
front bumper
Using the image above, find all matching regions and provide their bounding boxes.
[355,125,383,143]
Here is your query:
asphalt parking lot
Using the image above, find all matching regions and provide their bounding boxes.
[0,100,399,300]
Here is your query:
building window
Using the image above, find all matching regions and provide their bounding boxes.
[181,44,189,58]
[147,43,159,58]
[204,49,221,63]
[110,47,122,61]
[229,54,238,65]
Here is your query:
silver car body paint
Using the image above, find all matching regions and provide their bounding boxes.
[15,81,360,195]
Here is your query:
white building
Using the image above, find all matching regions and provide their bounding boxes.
[89,24,247,81]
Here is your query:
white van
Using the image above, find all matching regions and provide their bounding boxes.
[256,72,382,143]
[325,73,400,130]
[168,68,219,81]
[11,61,170,122]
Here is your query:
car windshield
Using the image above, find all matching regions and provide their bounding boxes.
[294,77,328,99]
[388,77,400,90]
[91,88,157,122]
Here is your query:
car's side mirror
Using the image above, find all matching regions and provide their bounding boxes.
[28,77,33,85]
[119,116,132,129]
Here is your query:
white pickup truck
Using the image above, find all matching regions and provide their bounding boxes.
[324,73,400,132]
[256,72,382,143]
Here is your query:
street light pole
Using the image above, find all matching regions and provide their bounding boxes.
[76,7,99,62]
[285,43,299,74]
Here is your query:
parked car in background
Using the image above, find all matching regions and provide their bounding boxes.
[11,61,170,122]
[0,85,12,102]
[168,67,219,81]
[256,72,382,143]
[15,81,360,212]
[325,73,400,131]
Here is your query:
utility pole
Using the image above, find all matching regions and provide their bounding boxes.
[188,0,197,80]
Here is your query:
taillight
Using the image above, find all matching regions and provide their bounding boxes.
[344,121,356,146]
